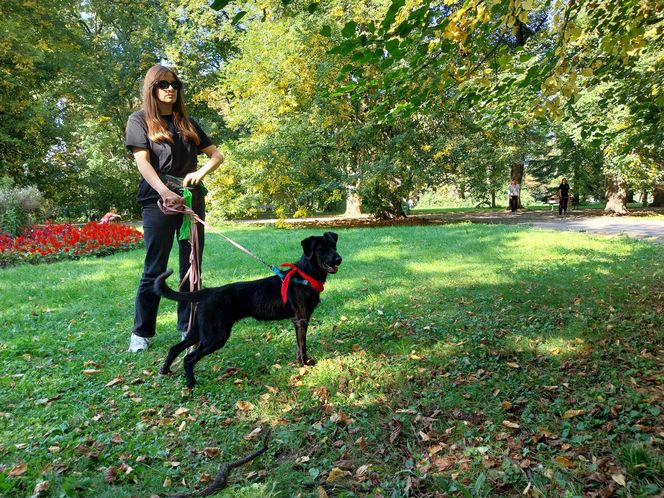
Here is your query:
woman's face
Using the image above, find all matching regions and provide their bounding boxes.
[154,74,179,105]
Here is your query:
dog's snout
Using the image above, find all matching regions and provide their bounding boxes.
[334,255,343,265]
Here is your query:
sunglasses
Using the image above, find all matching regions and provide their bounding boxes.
[154,79,182,90]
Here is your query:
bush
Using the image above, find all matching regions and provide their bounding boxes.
[0,178,45,236]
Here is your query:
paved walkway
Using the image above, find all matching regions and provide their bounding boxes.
[244,208,664,244]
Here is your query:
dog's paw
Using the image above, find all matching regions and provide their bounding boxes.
[159,367,170,375]
[185,377,196,389]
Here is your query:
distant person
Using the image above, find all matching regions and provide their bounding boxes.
[125,64,224,352]
[508,180,520,213]
[100,207,121,224]
[557,178,570,215]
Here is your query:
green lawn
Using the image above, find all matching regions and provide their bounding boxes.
[1,223,662,497]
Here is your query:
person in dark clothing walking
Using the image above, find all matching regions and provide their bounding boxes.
[557,178,570,215]
[125,64,224,352]
[508,180,520,213]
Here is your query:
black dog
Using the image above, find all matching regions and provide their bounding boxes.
[154,232,342,388]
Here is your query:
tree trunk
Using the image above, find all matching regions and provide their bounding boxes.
[510,163,524,209]
[491,191,496,208]
[604,174,629,215]
[652,183,664,207]
[641,190,648,207]
[344,185,362,216]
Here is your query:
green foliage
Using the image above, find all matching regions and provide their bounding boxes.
[0,179,45,236]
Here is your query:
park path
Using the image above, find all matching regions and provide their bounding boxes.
[242,208,664,244]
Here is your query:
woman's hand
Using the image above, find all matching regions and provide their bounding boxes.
[161,190,185,208]
[183,170,206,187]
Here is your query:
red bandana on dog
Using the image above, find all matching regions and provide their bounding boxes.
[280,263,325,303]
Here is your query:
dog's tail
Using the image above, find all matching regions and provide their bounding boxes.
[153,270,211,303]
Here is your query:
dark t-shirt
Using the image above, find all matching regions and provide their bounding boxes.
[125,110,213,204]
[559,183,570,199]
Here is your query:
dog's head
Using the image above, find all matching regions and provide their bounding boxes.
[301,232,342,274]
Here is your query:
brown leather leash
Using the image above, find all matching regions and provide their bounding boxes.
[157,197,206,336]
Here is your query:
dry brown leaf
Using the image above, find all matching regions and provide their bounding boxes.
[245,427,263,440]
[33,481,50,495]
[200,473,212,483]
[562,409,586,419]
[355,464,371,478]
[235,400,255,412]
[434,457,454,471]
[104,466,118,484]
[326,467,351,483]
[317,486,329,498]
[555,456,575,468]
[173,407,189,417]
[202,447,220,458]
[111,434,124,444]
[506,362,520,369]
[82,369,102,375]
[8,463,27,477]
[502,420,521,429]
[501,400,513,410]
[611,473,626,486]
[106,377,123,387]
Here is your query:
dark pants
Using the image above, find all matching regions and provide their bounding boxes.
[509,195,519,212]
[133,199,205,338]
[559,197,568,215]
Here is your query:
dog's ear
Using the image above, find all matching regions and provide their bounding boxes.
[323,232,338,245]
[301,236,318,258]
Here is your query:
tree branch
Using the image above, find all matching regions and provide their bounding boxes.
[168,429,272,498]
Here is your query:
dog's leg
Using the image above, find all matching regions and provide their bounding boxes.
[160,333,199,375]
[182,332,230,388]
[293,318,316,366]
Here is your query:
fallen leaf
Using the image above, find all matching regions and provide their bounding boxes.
[501,400,513,410]
[106,377,123,387]
[82,369,102,375]
[202,447,220,458]
[562,409,586,419]
[506,362,520,369]
[173,407,189,417]
[326,467,351,483]
[502,420,520,429]
[33,481,50,495]
[611,473,626,486]
[555,456,575,468]
[235,400,255,412]
[104,467,118,484]
[434,457,454,471]
[8,463,27,477]
[317,486,329,498]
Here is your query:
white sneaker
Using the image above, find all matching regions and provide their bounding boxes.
[128,333,150,352]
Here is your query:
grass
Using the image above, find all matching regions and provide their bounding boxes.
[0,223,662,497]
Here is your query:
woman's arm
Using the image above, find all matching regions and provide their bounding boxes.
[132,147,182,206]
[183,145,224,187]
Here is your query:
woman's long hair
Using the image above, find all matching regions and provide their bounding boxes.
[141,64,200,145]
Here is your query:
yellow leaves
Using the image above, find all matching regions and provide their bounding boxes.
[326,467,351,483]
[236,400,255,412]
[562,409,586,419]
[554,455,575,468]
[611,473,627,486]
[506,362,520,369]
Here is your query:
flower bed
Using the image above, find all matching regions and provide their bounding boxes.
[0,222,144,267]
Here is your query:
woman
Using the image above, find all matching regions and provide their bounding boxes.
[125,64,224,352]
[508,179,520,213]
[557,178,570,216]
